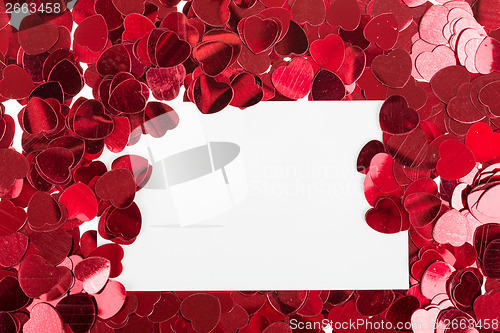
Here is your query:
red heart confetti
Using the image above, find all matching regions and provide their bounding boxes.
[193,75,233,114]
[0,275,30,312]
[24,302,64,333]
[243,16,279,54]
[181,293,221,333]
[364,13,399,50]
[310,34,345,72]
[74,256,111,294]
[366,197,403,233]
[27,191,65,232]
[327,0,361,31]
[436,140,476,180]
[466,123,500,162]
[0,200,27,236]
[93,280,127,320]
[74,15,109,53]
[272,57,314,99]
[95,169,136,209]
[379,95,419,134]
[0,232,28,268]
[18,254,60,298]
[0,0,498,331]
[146,65,186,101]
[0,65,35,100]
[371,49,412,88]
[18,15,59,55]
[56,294,97,333]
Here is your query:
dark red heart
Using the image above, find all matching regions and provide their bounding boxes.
[404,192,441,227]
[193,41,233,76]
[74,14,109,53]
[181,293,221,333]
[0,65,35,100]
[146,65,186,101]
[18,254,60,298]
[73,99,114,140]
[230,73,263,108]
[35,147,74,185]
[326,0,361,31]
[479,80,500,117]
[95,169,136,209]
[366,197,402,234]
[193,75,233,114]
[0,200,27,236]
[364,13,399,50]
[243,16,279,54]
[371,49,412,88]
[0,276,29,312]
[20,97,58,135]
[379,95,419,134]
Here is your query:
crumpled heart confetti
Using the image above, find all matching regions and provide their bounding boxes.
[0,0,499,331]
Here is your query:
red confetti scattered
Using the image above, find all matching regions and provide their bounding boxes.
[0,0,499,331]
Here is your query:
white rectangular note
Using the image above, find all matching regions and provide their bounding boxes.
[102,101,409,291]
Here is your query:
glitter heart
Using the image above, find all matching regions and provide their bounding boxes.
[23,303,64,333]
[433,209,469,246]
[415,46,457,81]
[146,65,186,101]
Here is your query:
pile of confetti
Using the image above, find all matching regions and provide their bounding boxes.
[0,0,500,331]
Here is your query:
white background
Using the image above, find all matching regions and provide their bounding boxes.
[5,69,409,291]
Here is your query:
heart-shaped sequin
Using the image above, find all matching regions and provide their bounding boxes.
[272,58,314,100]
[181,293,221,333]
